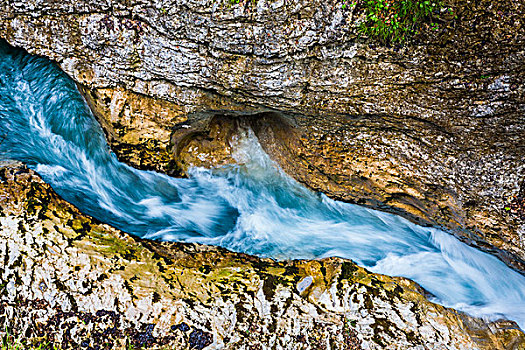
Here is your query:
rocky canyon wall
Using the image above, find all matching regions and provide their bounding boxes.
[0,0,524,271]
[1,163,524,349]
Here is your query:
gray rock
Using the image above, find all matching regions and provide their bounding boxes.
[0,0,523,272]
[1,164,524,349]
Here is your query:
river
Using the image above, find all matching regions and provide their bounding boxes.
[1,41,524,329]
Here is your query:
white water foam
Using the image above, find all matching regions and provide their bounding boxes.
[1,41,525,329]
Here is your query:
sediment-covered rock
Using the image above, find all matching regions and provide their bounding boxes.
[0,0,523,270]
[1,163,524,349]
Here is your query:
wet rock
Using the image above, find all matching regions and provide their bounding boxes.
[0,163,524,349]
[0,0,523,272]
[77,86,186,173]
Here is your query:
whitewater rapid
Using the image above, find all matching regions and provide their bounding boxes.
[1,41,524,329]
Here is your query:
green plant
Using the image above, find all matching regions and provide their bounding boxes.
[225,0,257,7]
[342,0,358,10]
[2,328,17,350]
[356,0,444,43]
[1,329,58,350]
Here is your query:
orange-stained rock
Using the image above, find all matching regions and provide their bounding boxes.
[1,164,524,349]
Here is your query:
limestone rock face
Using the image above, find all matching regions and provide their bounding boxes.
[0,0,524,271]
[1,164,524,349]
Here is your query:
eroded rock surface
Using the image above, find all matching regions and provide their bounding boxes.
[0,0,524,270]
[2,164,525,349]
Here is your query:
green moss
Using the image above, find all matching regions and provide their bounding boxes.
[215,269,232,278]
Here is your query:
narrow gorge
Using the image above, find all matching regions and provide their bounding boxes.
[0,0,524,348]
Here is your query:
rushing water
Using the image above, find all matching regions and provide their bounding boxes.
[1,41,525,329]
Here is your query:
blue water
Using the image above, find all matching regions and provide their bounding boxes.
[1,41,524,329]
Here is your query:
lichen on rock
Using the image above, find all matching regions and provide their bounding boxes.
[1,164,524,349]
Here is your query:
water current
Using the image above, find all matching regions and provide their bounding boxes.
[1,41,524,328]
